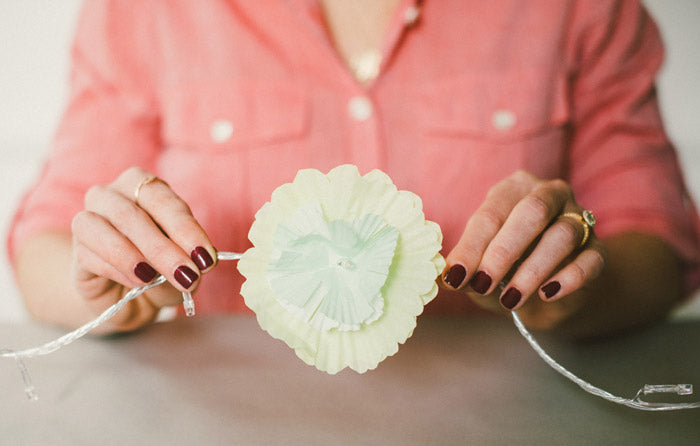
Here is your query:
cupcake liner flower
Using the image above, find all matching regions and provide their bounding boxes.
[238,165,445,374]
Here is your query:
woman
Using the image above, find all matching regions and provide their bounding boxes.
[8,0,700,336]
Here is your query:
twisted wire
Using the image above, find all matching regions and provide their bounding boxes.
[511,311,700,411]
[2,251,697,410]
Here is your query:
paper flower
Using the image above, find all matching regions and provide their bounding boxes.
[238,165,445,374]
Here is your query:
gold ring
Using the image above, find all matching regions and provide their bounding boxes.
[558,210,596,247]
[134,175,158,205]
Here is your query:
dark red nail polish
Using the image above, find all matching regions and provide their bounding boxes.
[541,281,561,299]
[469,271,492,294]
[444,264,467,289]
[174,265,198,289]
[501,287,522,310]
[134,262,157,283]
[191,246,214,271]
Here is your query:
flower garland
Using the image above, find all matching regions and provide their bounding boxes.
[1,165,697,410]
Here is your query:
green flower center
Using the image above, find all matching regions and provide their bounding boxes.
[267,204,399,331]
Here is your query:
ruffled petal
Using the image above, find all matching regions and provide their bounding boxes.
[238,165,444,374]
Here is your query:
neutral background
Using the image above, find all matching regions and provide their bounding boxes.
[1,1,699,322]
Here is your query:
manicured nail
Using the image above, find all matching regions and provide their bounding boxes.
[469,271,492,294]
[191,246,214,271]
[174,265,199,289]
[541,281,561,299]
[134,262,157,283]
[444,264,467,289]
[500,287,522,310]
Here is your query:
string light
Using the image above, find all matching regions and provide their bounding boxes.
[1,250,698,410]
[511,311,700,411]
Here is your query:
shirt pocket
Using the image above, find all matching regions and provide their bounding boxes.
[413,70,571,179]
[417,70,570,141]
[161,80,308,153]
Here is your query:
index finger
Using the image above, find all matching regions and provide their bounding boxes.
[113,167,217,273]
[443,171,536,291]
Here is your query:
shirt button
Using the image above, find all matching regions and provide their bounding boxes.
[352,50,381,84]
[210,119,234,143]
[404,5,420,25]
[492,109,517,131]
[348,96,373,121]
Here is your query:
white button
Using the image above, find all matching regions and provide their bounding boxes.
[351,50,381,84]
[210,119,234,143]
[492,109,517,131]
[348,96,373,121]
[404,5,420,25]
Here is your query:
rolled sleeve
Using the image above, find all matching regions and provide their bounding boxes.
[7,0,161,262]
[568,0,700,295]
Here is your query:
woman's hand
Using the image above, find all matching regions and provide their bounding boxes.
[70,167,217,331]
[441,170,607,328]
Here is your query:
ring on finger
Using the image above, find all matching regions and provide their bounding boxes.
[558,210,596,247]
[134,175,159,205]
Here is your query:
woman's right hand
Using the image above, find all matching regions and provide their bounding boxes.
[70,167,217,331]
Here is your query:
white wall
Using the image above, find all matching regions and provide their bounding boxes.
[0,1,699,322]
[0,0,82,322]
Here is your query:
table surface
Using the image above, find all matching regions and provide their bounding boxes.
[1,315,699,445]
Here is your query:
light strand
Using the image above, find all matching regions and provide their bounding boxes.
[511,311,700,411]
[0,252,241,400]
[1,251,698,410]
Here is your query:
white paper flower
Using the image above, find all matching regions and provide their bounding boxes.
[238,165,445,374]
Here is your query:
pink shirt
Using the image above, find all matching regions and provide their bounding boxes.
[9,0,700,314]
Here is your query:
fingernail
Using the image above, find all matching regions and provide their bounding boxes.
[444,264,467,289]
[500,287,522,310]
[541,281,561,299]
[469,271,492,294]
[134,262,157,283]
[191,246,214,271]
[174,265,199,289]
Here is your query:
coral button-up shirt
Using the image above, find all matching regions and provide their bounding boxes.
[8,0,700,314]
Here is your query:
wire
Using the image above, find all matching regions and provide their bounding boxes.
[511,311,700,411]
[0,252,241,400]
[2,251,698,410]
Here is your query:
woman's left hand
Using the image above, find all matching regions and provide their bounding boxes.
[441,170,607,322]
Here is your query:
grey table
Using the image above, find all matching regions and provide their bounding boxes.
[1,315,698,445]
